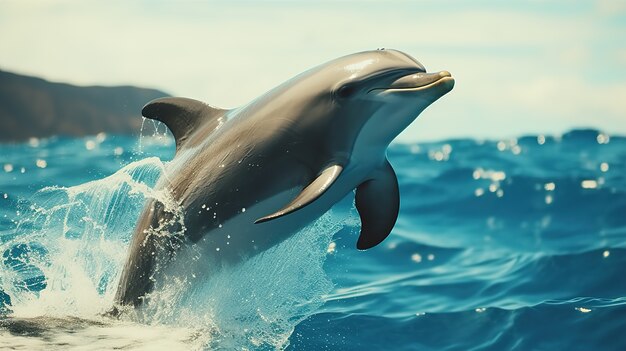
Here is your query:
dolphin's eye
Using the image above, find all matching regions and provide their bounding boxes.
[336,84,357,99]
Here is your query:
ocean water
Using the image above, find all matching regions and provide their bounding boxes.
[0,128,625,350]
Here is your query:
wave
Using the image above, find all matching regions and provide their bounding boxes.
[0,129,625,349]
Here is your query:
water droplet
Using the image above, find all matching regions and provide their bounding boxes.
[427,254,435,261]
[473,169,482,180]
[28,137,40,147]
[596,133,610,144]
[492,171,506,181]
[473,169,505,182]
[600,163,609,172]
[537,135,545,145]
[241,207,246,213]
[113,146,124,156]
[36,159,47,168]
[581,180,598,189]
[327,242,337,254]
[85,140,96,150]
[96,132,107,143]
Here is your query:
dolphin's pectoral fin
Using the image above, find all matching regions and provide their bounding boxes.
[355,159,399,250]
[255,164,343,224]
[142,97,228,152]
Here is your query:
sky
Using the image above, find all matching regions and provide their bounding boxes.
[1,0,625,142]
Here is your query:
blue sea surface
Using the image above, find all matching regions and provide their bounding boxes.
[0,129,625,350]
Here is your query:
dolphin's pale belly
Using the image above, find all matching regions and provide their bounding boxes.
[162,165,367,287]
[191,188,305,262]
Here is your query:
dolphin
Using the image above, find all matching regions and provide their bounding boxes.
[114,49,454,307]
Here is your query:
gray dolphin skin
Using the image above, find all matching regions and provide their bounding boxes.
[114,49,455,307]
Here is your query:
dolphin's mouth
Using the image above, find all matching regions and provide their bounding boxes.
[368,71,454,94]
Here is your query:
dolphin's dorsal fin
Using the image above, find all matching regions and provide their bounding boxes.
[142,97,228,152]
[255,164,343,224]
[354,159,399,250]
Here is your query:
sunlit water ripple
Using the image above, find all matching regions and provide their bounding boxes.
[1,128,625,350]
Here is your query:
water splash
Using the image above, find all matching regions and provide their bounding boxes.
[1,149,342,349]
[1,157,168,318]
[142,211,340,349]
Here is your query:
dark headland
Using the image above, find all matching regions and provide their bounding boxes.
[0,70,169,142]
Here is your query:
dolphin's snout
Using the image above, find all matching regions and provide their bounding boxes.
[438,71,455,91]
[439,70,454,85]
[373,70,454,92]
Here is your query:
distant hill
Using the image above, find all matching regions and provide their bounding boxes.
[0,70,170,142]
